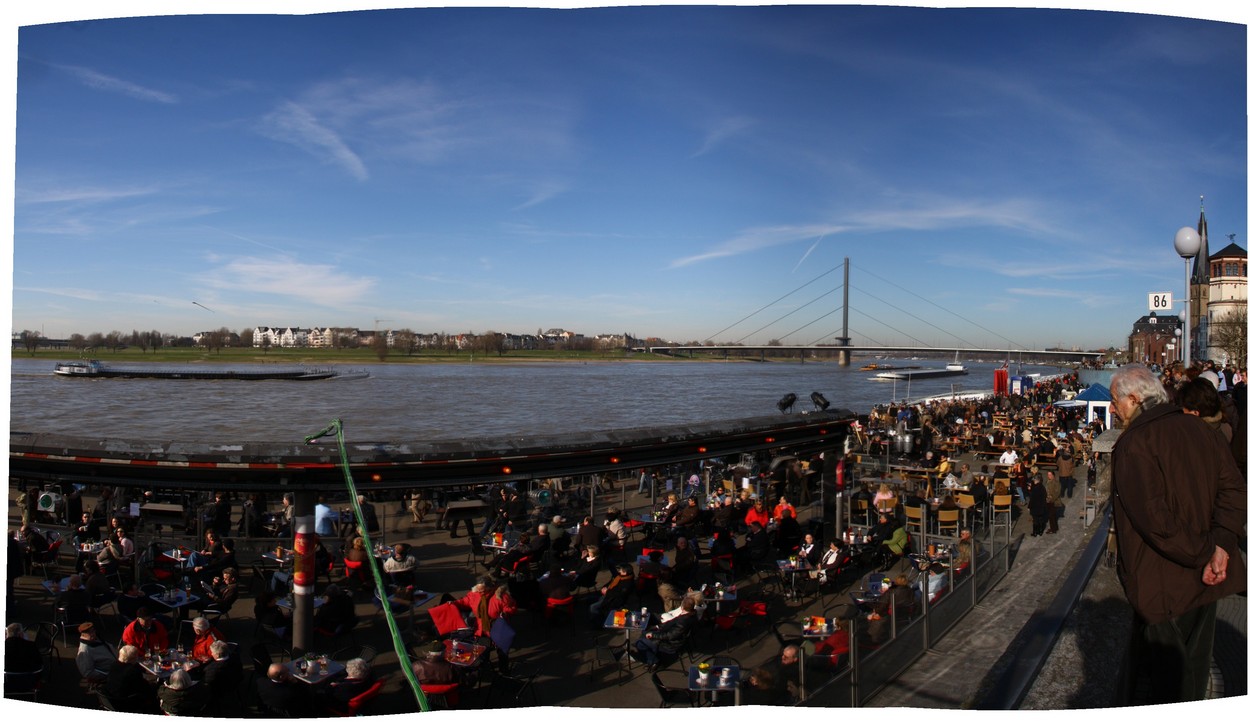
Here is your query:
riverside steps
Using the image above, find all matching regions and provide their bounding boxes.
[6,429,1245,712]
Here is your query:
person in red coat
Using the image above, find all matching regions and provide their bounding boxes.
[121,608,169,652]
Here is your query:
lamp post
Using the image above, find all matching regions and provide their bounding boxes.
[1174,226,1201,369]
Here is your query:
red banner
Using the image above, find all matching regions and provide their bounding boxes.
[293,531,316,590]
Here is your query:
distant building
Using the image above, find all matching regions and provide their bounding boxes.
[1128,313,1183,367]
[1206,240,1247,365]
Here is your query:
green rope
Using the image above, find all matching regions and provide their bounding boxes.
[305,419,429,712]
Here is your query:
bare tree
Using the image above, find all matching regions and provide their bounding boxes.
[371,331,390,361]
[105,331,124,352]
[19,330,41,355]
[1210,307,1248,368]
[69,333,87,351]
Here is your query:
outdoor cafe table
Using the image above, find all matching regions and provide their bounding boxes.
[259,550,294,568]
[800,616,836,640]
[442,639,488,669]
[701,585,737,613]
[76,542,105,567]
[776,558,814,599]
[284,655,345,685]
[604,608,650,668]
[277,595,325,611]
[42,577,73,596]
[140,649,201,680]
[148,589,200,613]
[687,664,741,706]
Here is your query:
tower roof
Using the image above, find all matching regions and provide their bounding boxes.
[1191,198,1210,284]
[1210,242,1246,260]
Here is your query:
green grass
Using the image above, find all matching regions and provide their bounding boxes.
[15,346,693,365]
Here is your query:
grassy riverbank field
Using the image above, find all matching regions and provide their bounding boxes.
[15,347,788,365]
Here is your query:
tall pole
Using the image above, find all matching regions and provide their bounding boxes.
[837,257,852,367]
[1183,256,1193,369]
[291,492,315,656]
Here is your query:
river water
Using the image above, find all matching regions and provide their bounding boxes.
[8,357,1061,443]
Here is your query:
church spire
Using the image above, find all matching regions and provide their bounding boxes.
[1191,195,1210,284]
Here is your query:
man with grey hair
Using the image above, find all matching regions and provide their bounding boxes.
[201,638,242,708]
[1110,364,1246,704]
[329,657,373,711]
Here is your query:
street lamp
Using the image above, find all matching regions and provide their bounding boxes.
[1174,226,1201,369]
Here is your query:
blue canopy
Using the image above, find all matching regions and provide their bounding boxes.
[1074,383,1112,402]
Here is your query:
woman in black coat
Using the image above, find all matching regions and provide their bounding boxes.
[1028,478,1049,537]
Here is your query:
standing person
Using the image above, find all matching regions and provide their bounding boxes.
[1056,446,1078,499]
[1027,477,1049,538]
[1042,470,1063,535]
[208,492,232,538]
[1109,365,1246,704]
[314,497,335,537]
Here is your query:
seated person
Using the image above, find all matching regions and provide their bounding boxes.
[254,591,291,641]
[314,584,357,634]
[588,563,636,622]
[74,512,101,545]
[199,566,239,614]
[341,536,372,587]
[327,657,373,713]
[187,530,223,573]
[816,539,849,583]
[104,644,158,714]
[411,642,456,685]
[201,639,244,708]
[539,567,573,601]
[708,530,736,560]
[669,537,697,587]
[82,560,114,604]
[4,623,43,674]
[737,521,771,569]
[255,663,311,717]
[772,509,803,555]
[121,608,169,652]
[571,545,602,588]
[56,573,93,628]
[491,533,532,578]
[632,596,697,667]
[669,498,700,535]
[383,543,419,587]
[186,615,225,661]
[158,669,209,716]
[925,563,949,602]
[796,533,817,561]
[75,622,115,684]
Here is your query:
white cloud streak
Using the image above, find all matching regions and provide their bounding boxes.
[259,101,369,181]
[692,116,756,157]
[200,255,376,306]
[60,64,177,103]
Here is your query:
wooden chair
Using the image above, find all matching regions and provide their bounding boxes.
[992,494,1014,530]
[903,505,924,534]
[936,509,960,536]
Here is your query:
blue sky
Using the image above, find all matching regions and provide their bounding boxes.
[4,2,1247,351]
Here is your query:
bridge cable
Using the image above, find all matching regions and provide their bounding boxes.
[855,265,1026,348]
[850,284,980,349]
[706,265,842,342]
[733,286,841,344]
[773,306,844,343]
[848,305,934,347]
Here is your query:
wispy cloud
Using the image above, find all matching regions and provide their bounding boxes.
[59,64,177,103]
[512,180,569,211]
[16,184,159,205]
[12,286,105,301]
[200,254,375,306]
[259,101,369,181]
[668,223,850,268]
[669,195,1056,269]
[692,116,756,157]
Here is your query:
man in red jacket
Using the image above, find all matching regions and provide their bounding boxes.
[121,608,169,652]
[1110,365,1246,704]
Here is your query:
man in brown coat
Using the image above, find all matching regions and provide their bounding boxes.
[1042,470,1063,534]
[1110,366,1246,704]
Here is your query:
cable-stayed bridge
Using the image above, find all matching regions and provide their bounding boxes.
[634,258,1103,365]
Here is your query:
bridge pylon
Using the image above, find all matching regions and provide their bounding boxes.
[836,336,852,367]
